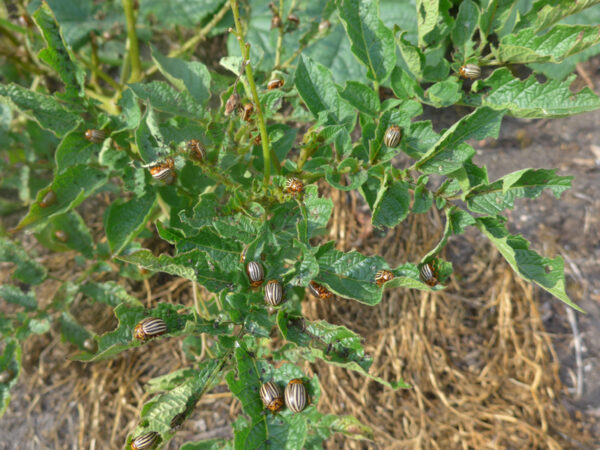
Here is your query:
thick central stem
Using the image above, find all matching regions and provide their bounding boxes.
[229,0,275,184]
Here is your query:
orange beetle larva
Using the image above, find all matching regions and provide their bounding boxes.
[375,270,394,287]
[285,177,304,195]
[308,281,333,300]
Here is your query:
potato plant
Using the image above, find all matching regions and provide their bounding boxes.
[1,0,600,448]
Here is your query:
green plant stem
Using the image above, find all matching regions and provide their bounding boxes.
[273,0,285,68]
[230,0,279,184]
[142,1,230,79]
[79,55,122,92]
[297,145,317,172]
[85,89,120,115]
[89,33,99,88]
[122,0,141,83]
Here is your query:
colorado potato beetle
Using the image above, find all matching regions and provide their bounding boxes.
[271,14,282,29]
[285,177,304,195]
[383,125,402,148]
[187,139,205,161]
[419,263,438,287]
[246,261,264,288]
[287,14,299,28]
[225,92,240,116]
[18,14,33,28]
[83,338,98,353]
[84,129,107,143]
[264,279,284,306]
[240,245,249,263]
[53,230,69,243]
[0,369,15,384]
[134,318,168,341]
[149,159,176,185]
[40,190,57,208]
[260,381,284,413]
[242,103,254,121]
[130,431,159,450]
[459,64,481,80]
[267,79,284,90]
[285,378,307,413]
[318,20,331,32]
[375,270,394,287]
[308,281,332,300]
[170,412,185,429]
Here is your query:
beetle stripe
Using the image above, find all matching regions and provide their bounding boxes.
[142,318,167,336]
[131,431,159,450]
[285,379,307,413]
[246,261,264,285]
[264,280,283,306]
[384,125,402,148]
[85,129,106,143]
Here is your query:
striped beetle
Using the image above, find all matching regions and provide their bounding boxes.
[133,318,168,341]
[0,369,15,384]
[375,270,394,287]
[419,263,438,287]
[383,125,402,148]
[240,245,249,264]
[40,190,57,208]
[267,79,284,90]
[260,381,284,413]
[264,280,283,306]
[187,139,205,161]
[149,158,176,185]
[225,92,240,116]
[242,103,254,121]
[308,281,332,300]
[83,338,98,353]
[284,378,308,413]
[246,261,264,288]
[84,129,106,143]
[54,230,69,242]
[318,20,331,32]
[130,431,159,450]
[459,64,481,80]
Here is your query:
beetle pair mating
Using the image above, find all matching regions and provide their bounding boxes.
[260,378,308,413]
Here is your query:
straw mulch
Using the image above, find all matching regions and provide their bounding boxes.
[0,187,594,449]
